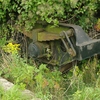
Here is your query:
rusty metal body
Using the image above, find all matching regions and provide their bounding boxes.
[17,23,100,69]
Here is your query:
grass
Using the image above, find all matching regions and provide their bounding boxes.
[63,57,100,100]
[0,48,100,100]
[0,84,31,100]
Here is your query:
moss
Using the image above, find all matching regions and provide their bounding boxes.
[45,25,69,34]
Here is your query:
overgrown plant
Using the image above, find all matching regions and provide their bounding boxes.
[0,0,100,31]
[0,84,31,100]
[81,58,99,85]
[1,53,65,100]
[0,43,65,100]
[63,57,100,100]
[1,42,100,100]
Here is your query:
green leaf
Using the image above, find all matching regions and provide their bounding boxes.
[0,37,6,47]
[70,0,78,8]
[46,18,52,23]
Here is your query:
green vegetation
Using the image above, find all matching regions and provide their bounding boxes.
[0,43,100,100]
[64,58,100,100]
[0,47,64,99]
[0,84,32,100]
[0,0,100,100]
[0,0,100,31]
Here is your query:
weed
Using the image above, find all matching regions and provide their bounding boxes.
[0,84,31,100]
[1,42,100,100]
[64,58,100,100]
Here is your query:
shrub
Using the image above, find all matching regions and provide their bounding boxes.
[64,58,100,100]
[0,0,100,31]
[0,48,65,100]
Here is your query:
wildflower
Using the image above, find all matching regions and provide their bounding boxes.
[3,42,20,54]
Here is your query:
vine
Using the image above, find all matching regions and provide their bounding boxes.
[0,0,100,32]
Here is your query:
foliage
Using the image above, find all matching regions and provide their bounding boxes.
[0,1,100,99]
[0,39,100,100]
[0,84,4,98]
[63,58,100,100]
[0,84,30,100]
[0,25,8,48]
[0,45,100,100]
[34,64,64,100]
[0,37,6,47]
[0,49,65,100]
[94,18,100,31]
[1,53,35,87]
[72,87,100,100]
[0,0,100,31]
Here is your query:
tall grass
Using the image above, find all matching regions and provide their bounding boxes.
[64,57,100,100]
[0,48,100,100]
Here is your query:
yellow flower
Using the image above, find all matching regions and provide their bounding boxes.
[3,42,20,54]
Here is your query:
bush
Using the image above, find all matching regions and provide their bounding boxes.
[0,0,100,31]
[0,46,100,100]
[64,58,100,100]
[0,47,65,100]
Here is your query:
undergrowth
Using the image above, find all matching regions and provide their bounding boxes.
[64,57,100,100]
[0,42,100,100]
[0,84,31,100]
